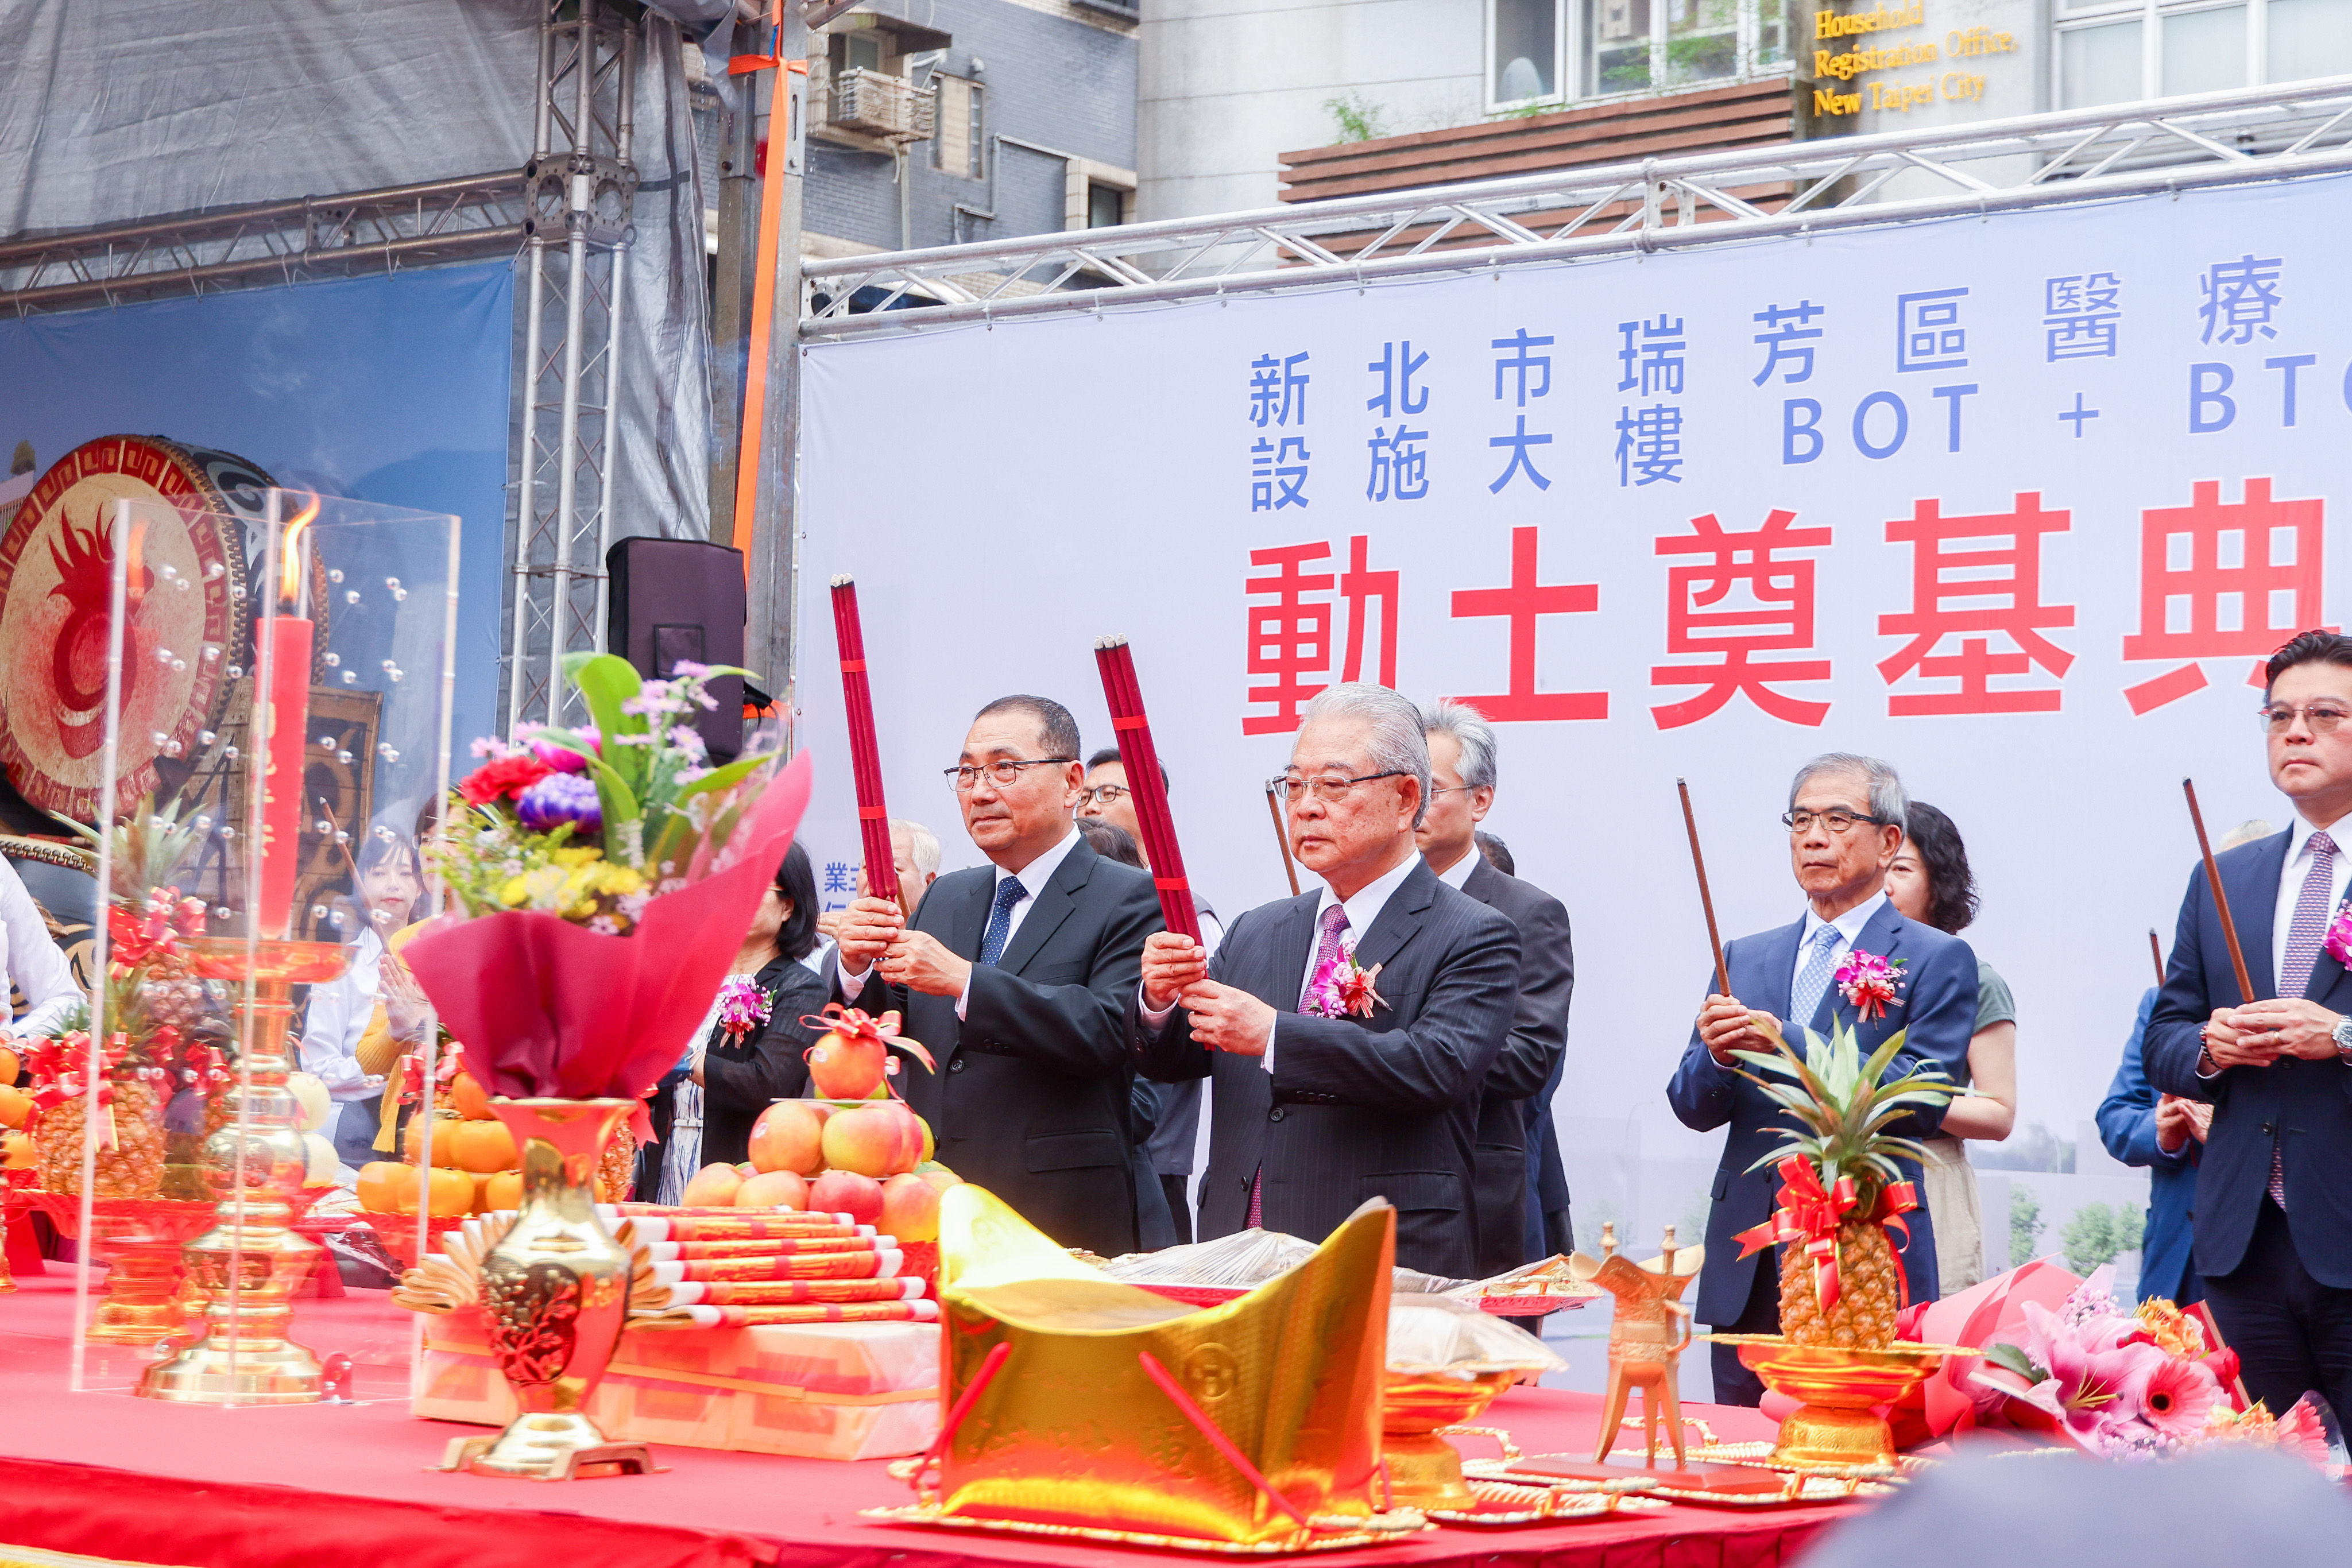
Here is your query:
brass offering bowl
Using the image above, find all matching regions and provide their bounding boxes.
[1382,1368,1523,1509]
[1706,1335,1967,1467]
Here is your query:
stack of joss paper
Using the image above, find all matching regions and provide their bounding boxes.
[614,1204,937,1329]
[394,1205,937,1330]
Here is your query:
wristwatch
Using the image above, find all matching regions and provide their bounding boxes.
[2332,1016,2352,1059]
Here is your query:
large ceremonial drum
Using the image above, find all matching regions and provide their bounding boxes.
[0,436,268,818]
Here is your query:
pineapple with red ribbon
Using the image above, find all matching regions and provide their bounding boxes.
[1730,1005,1953,1350]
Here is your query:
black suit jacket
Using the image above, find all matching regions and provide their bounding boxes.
[2146,830,2352,1287]
[1127,858,1522,1277]
[1456,857,1574,1276]
[842,835,1161,1257]
[639,954,831,1186]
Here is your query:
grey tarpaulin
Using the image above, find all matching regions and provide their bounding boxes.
[0,0,714,541]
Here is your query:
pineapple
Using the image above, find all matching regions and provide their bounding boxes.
[34,1077,166,1198]
[1732,1016,1954,1350]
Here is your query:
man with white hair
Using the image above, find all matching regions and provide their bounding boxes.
[1671,752,1978,1404]
[1417,699,1574,1277]
[1129,683,1522,1276]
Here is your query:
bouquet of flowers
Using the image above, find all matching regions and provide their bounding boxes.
[1967,1266,2327,1463]
[401,653,811,1108]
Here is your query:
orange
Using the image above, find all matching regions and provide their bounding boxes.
[483,1170,523,1211]
[450,1118,517,1174]
[403,1111,466,1168]
[423,1167,474,1217]
[0,1045,18,1086]
[2,1130,33,1169]
[0,1085,28,1129]
[358,1161,420,1214]
[451,1071,494,1121]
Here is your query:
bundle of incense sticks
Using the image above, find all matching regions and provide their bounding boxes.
[635,1300,941,1330]
[830,576,902,906]
[649,1249,903,1284]
[1093,637,1201,942]
[663,1277,927,1306]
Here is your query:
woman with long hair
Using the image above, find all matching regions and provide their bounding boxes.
[301,827,431,1168]
[1885,802,2017,1293]
[643,842,832,1201]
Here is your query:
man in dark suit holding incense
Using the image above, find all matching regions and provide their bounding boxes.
[1417,699,1573,1277]
[832,694,1161,1256]
[2148,631,2352,1427]
[1671,753,1978,1406]
[1128,682,1521,1279]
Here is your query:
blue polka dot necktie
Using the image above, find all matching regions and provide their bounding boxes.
[1789,924,1841,1036]
[977,877,1028,968]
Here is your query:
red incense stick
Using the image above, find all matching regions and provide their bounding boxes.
[830,576,902,907]
[1093,638,1201,942]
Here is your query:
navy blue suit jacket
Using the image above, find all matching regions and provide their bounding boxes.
[2145,830,2352,1287]
[2097,989,2201,1305]
[1668,899,1976,1326]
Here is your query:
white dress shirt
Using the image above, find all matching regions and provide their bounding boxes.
[1792,890,1889,1012]
[300,924,389,1102]
[0,858,81,1039]
[840,827,1082,1020]
[2272,811,2352,990]
[1429,847,1479,892]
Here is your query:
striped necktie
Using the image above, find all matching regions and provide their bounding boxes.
[2269,830,2336,1209]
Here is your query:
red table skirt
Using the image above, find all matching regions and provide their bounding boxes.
[0,1276,1855,1568]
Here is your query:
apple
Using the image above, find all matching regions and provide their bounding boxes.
[804,1030,886,1100]
[808,1169,884,1224]
[680,1162,745,1207]
[878,1171,941,1242]
[737,1161,757,1178]
[736,1170,809,1210]
[822,1103,923,1178]
[285,1071,332,1133]
[748,1101,827,1175]
[918,1166,961,1194]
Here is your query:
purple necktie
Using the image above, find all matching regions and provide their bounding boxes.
[1249,904,1351,1229]
[2270,830,2336,1209]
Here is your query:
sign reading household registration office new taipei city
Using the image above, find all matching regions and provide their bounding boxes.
[1809,0,2025,122]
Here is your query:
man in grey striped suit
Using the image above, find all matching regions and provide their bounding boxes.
[1127,684,1522,1277]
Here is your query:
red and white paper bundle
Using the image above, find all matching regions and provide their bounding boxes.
[830,576,902,906]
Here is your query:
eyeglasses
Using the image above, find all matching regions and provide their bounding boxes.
[2259,703,2352,734]
[1268,771,1407,804]
[1781,808,1886,835]
[1076,783,1131,807]
[944,758,1076,792]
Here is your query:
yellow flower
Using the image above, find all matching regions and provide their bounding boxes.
[552,846,601,869]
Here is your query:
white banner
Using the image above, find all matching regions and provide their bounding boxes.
[799,173,2352,1224]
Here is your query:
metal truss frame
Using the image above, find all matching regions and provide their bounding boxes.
[801,75,2352,339]
[505,0,640,733]
[0,173,525,318]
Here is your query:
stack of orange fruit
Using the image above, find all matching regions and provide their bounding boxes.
[354,1070,629,1219]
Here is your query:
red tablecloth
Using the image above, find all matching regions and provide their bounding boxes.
[0,1276,1856,1568]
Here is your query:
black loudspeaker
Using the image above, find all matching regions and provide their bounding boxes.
[606,537,748,764]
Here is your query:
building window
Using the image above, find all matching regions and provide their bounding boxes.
[1494,0,1793,109]
[932,76,984,178]
[1087,181,1125,228]
[2056,0,2352,110]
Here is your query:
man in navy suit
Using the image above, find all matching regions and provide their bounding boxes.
[2099,989,2204,1306]
[2146,631,2352,1425]
[1670,753,1978,1406]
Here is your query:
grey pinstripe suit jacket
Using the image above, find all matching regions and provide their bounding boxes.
[1127,858,1521,1278]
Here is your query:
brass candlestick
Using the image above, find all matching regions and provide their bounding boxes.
[137,936,347,1404]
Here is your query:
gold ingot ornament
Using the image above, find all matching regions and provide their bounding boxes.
[893,1186,1404,1551]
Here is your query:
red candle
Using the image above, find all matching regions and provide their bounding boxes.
[257,500,318,939]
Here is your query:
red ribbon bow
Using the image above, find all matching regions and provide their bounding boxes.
[798,1002,902,1046]
[1734,1155,1859,1314]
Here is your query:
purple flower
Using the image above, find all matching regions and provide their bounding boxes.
[515,772,603,837]
[717,974,772,1040]
[530,727,601,773]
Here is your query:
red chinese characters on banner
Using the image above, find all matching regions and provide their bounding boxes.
[1877,493,2075,715]
[2119,478,2328,715]
[1651,508,1833,729]
[1241,536,1400,734]
[1448,525,1606,722]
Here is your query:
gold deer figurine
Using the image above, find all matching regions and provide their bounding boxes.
[1570,1225,1704,1467]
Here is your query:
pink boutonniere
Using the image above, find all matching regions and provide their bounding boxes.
[716,974,773,1043]
[1307,946,1388,1020]
[1834,948,1906,1022]
[2324,907,2352,971]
